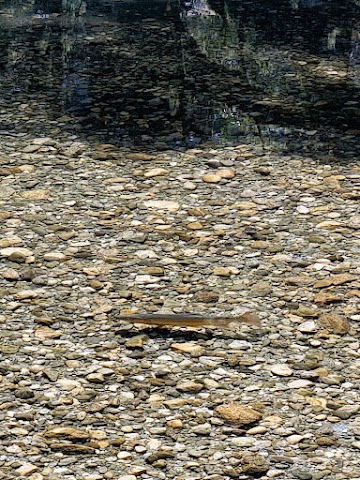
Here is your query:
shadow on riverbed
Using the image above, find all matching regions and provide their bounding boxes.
[1,0,360,160]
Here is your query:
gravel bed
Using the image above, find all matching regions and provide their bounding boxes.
[1,135,360,480]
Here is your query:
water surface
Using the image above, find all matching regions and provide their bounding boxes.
[1,0,360,158]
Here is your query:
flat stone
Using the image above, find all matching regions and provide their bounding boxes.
[44,427,90,439]
[213,266,239,276]
[176,380,204,393]
[0,235,23,248]
[314,291,342,304]
[49,443,96,454]
[43,252,67,261]
[297,320,317,332]
[20,189,49,200]
[16,463,38,476]
[333,405,359,420]
[144,168,169,177]
[287,379,313,388]
[143,200,180,211]
[22,144,41,153]
[215,403,262,426]
[35,327,63,340]
[0,247,33,258]
[2,267,20,280]
[270,364,293,376]
[171,343,205,357]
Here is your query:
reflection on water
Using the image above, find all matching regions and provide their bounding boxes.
[0,0,360,157]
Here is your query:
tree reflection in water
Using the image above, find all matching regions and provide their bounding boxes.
[0,0,360,157]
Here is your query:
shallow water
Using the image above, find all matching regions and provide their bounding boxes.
[1,0,360,158]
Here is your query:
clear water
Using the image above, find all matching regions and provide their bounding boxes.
[1,0,360,158]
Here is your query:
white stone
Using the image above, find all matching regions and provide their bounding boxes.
[143,200,180,211]
[298,320,317,332]
[270,364,293,376]
[134,275,158,284]
[57,378,81,391]
[32,137,54,145]
[134,249,158,259]
[183,181,197,190]
[230,437,255,447]
[44,252,66,261]
[287,434,307,444]
[288,379,313,388]
[296,205,310,214]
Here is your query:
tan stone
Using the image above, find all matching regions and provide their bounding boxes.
[318,313,350,334]
[125,334,148,348]
[217,168,235,179]
[0,235,23,248]
[163,398,188,409]
[171,342,205,357]
[202,173,222,183]
[176,380,203,393]
[0,211,11,221]
[144,168,169,177]
[213,266,238,276]
[314,291,342,304]
[49,443,95,454]
[35,327,63,340]
[167,419,183,429]
[44,427,90,440]
[21,189,49,200]
[215,404,262,426]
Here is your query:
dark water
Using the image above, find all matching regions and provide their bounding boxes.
[1,0,360,158]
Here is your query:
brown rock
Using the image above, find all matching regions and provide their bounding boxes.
[217,168,235,179]
[202,173,222,183]
[0,211,11,221]
[176,380,203,393]
[215,404,262,426]
[317,313,350,334]
[49,443,95,454]
[239,452,270,475]
[316,436,336,446]
[250,241,270,250]
[21,189,49,200]
[330,274,356,285]
[314,291,342,304]
[142,266,164,275]
[213,266,238,276]
[144,168,169,177]
[314,274,356,288]
[125,334,148,348]
[171,343,205,357]
[194,290,219,303]
[186,221,203,230]
[35,327,63,340]
[44,427,90,440]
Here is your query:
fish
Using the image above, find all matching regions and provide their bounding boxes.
[116,312,261,329]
